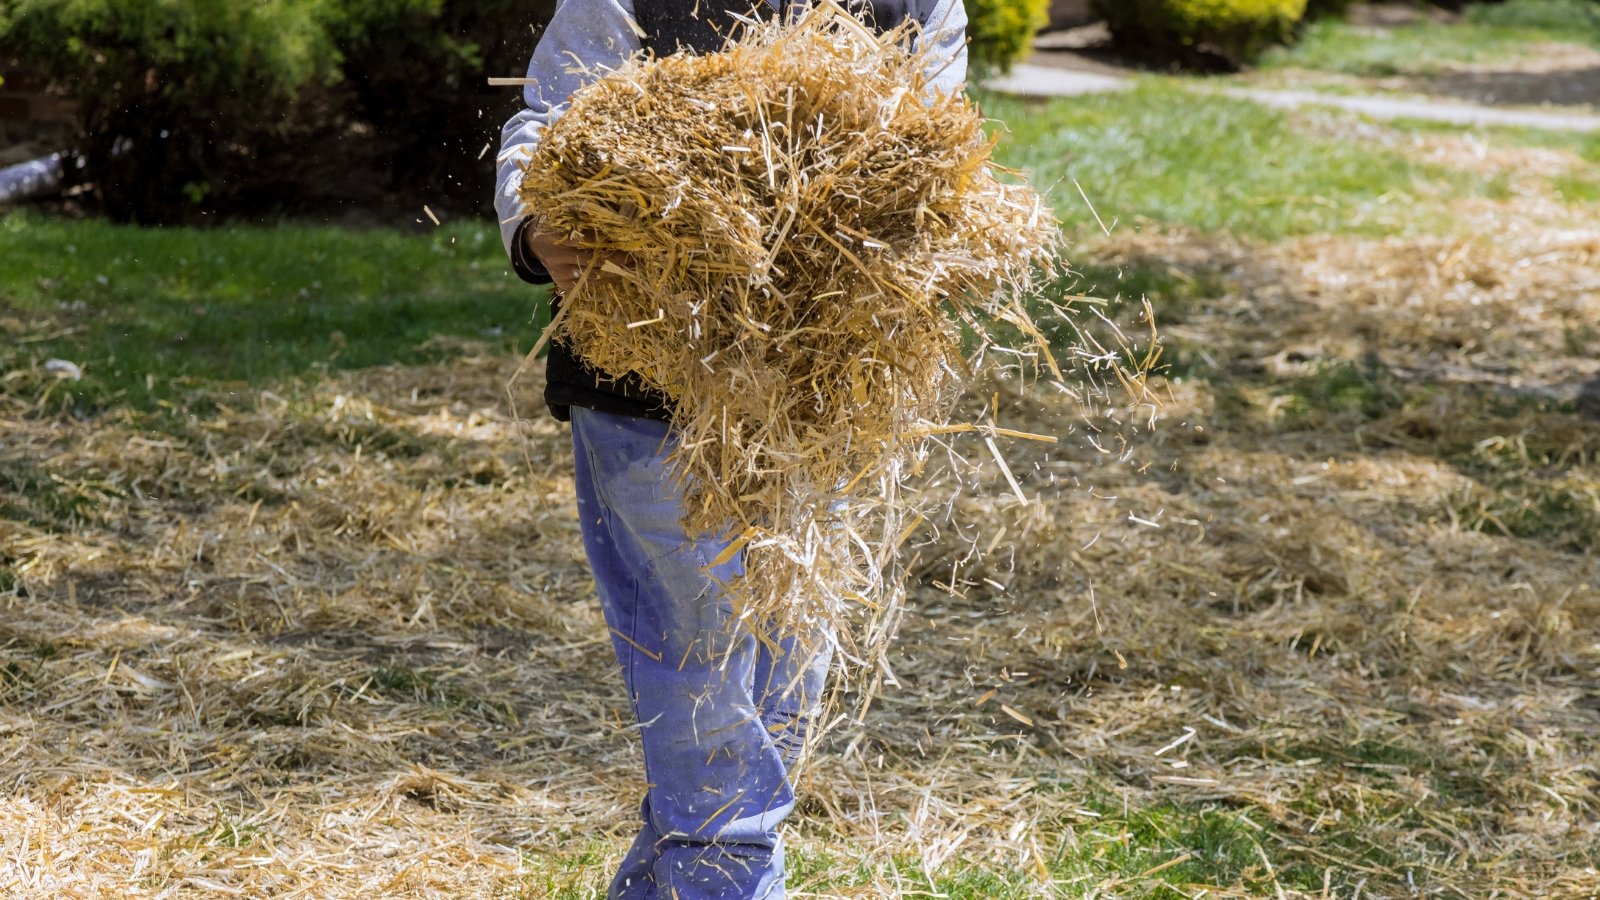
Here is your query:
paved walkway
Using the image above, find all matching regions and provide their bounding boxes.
[985,63,1600,133]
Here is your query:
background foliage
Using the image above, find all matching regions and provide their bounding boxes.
[1,0,339,222]
[966,0,1050,73]
[0,0,548,223]
[1093,0,1310,69]
[1467,0,1600,27]
[1,0,1055,222]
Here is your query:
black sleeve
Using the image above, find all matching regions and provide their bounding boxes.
[509,217,554,286]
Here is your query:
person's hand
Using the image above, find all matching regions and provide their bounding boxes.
[525,228,627,294]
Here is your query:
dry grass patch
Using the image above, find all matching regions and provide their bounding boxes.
[2,324,1598,895]
[1086,222,1600,401]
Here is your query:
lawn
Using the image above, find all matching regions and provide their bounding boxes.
[2,67,1599,899]
[0,216,548,412]
[981,83,1509,240]
[1262,0,1600,78]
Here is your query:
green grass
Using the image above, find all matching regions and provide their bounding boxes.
[1457,477,1600,551]
[1380,117,1600,201]
[0,213,550,413]
[983,83,1503,241]
[1264,0,1600,77]
[3,88,1577,423]
[1466,0,1600,32]
[1385,117,1600,163]
[1551,172,1600,204]
[1274,361,1407,426]
[512,796,1427,896]
[0,455,126,529]
[1067,259,1233,312]
[194,819,264,849]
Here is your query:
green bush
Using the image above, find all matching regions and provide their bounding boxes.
[323,0,543,204]
[0,0,340,222]
[7,0,1060,221]
[967,0,1050,74]
[1093,0,1309,70]
[0,0,548,223]
[1302,0,1352,20]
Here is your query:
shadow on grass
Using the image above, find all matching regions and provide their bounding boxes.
[1425,65,1600,108]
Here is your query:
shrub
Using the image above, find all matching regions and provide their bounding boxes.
[322,0,545,210]
[1093,0,1309,70]
[10,0,1045,221]
[0,0,340,222]
[966,0,1050,74]
[1302,0,1352,20]
[0,0,549,223]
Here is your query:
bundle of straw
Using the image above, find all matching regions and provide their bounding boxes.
[518,1,1061,678]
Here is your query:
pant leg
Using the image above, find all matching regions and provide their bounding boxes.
[751,631,832,773]
[571,417,662,898]
[571,407,794,900]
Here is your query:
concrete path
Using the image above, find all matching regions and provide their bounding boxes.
[985,63,1600,133]
[985,63,1131,97]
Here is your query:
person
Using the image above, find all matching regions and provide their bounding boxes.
[493,0,968,896]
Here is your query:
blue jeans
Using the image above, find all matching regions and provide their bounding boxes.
[570,407,832,900]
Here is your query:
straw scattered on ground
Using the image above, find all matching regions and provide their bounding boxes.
[5,207,1597,894]
[2,65,1598,900]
